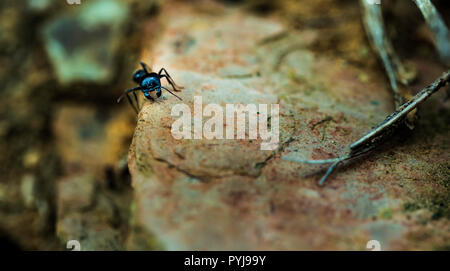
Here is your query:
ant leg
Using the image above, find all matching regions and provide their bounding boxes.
[118,86,142,113]
[160,74,184,92]
[126,93,139,114]
[161,86,182,100]
[133,91,141,111]
[159,68,184,89]
[117,86,141,103]
[159,68,184,91]
[140,61,152,74]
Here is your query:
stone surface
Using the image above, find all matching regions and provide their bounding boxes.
[56,173,132,251]
[0,0,146,250]
[129,2,449,250]
[42,0,130,84]
[53,104,135,173]
[57,174,96,214]
[53,105,135,250]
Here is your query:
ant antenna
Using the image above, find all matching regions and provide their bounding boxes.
[161,86,182,100]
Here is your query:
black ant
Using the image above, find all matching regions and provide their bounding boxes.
[117,62,183,113]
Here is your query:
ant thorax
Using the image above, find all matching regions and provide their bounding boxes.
[141,75,160,90]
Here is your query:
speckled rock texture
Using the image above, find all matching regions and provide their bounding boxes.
[128,3,449,250]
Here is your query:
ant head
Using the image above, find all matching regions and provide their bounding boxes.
[132,69,147,84]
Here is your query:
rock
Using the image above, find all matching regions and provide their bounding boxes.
[57,214,124,251]
[0,5,21,54]
[56,173,129,251]
[57,174,95,214]
[41,0,130,84]
[0,183,8,203]
[26,0,52,13]
[0,0,140,251]
[53,104,135,172]
[52,103,135,250]
[128,2,450,250]
[20,174,36,209]
[23,149,40,169]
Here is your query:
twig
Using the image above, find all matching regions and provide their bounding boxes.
[283,70,450,185]
[360,0,416,106]
[413,0,450,65]
[349,70,450,152]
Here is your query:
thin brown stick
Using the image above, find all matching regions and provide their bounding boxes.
[360,0,416,107]
[413,0,450,65]
[283,70,450,185]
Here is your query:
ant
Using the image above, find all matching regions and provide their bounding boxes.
[117,61,183,113]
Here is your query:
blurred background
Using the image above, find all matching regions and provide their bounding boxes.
[0,0,448,250]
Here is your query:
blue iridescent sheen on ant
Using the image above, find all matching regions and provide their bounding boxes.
[117,62,183,113]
